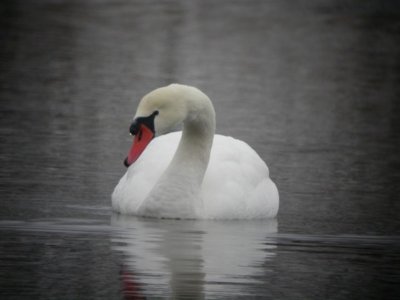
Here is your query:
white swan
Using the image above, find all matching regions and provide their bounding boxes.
[112,84,279,219]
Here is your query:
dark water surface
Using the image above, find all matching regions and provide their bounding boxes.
[1,0,399,299]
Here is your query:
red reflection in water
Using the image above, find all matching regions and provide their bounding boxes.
[120,268,145,300]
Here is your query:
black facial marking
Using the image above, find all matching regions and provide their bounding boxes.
[129,111,158,135]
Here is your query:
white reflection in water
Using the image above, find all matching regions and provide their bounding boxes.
[111,215,277,299]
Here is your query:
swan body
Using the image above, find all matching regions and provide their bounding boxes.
[112,84,279,219]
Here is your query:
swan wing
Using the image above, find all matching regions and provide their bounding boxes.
[201,135,279,219]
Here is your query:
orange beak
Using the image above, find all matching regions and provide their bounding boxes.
[124,124,155,167]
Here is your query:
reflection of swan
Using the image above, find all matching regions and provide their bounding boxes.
[111,215,277,299]
[112,84,279,219]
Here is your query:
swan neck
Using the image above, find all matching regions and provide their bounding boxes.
[172,93,216,185]
[141,86,216,218]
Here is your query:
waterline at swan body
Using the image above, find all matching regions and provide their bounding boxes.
[112,84,279,219]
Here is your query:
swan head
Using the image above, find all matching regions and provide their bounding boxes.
[124,84,190,167]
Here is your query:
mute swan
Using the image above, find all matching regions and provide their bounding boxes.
[112,84,279,219]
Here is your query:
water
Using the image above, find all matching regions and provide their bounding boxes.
[1,0,399,299]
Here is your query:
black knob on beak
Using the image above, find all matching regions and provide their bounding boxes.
[129,120,140,135]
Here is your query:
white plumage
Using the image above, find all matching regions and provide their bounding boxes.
[112,84,279,219]
[112,132,278,219]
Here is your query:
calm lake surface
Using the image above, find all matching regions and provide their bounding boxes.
[1,0,399,299]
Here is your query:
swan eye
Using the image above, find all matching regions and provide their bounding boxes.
[129,120,140,135]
